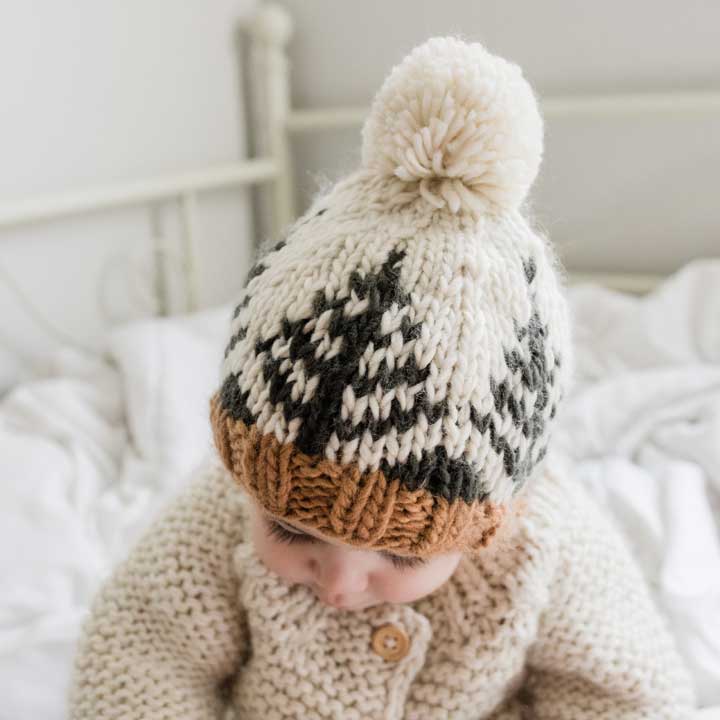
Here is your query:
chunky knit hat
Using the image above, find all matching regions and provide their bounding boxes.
[210,36,574,558]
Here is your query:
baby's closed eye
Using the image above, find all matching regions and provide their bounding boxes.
[266,518,427,570]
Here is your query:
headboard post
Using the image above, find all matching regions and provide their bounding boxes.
[242,3,296,245]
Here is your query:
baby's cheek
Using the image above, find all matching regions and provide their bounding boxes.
[250,523,308,585]
[374,555,463,604]
[373,568,438,604]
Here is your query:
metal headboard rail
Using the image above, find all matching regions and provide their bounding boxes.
[0,160,277,316]
[0,160,276,230]
[284,90,720,134]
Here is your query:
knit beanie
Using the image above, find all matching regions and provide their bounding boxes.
[210,36,574,559]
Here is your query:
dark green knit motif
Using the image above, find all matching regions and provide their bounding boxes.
[220,246,560,503]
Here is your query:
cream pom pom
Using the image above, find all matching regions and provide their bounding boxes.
[361,37,543,216]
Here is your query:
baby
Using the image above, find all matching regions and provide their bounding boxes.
[69,37,696,719]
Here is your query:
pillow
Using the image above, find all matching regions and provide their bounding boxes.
[106,301,233,473]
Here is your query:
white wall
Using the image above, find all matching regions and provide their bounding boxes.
[279,0,720,273]
[0,0,258,366]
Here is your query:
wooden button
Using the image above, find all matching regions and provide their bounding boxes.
[370,623,410,662]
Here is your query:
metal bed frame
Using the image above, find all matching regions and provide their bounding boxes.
[1,1,719,319]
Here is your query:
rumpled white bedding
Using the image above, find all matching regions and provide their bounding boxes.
[1,259,719,719]
[553,259,720,708]
[0,305,231,720]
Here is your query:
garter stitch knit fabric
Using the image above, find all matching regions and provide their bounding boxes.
[68,451,696,719]
[210,36,574,559]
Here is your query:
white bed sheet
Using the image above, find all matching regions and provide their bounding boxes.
[555,258,720,708]
[0,303,233,720]
[1,259,719,719]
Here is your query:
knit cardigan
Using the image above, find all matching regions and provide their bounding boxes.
[68,450,696,719]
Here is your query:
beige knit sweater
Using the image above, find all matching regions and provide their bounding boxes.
[68,451,696,719]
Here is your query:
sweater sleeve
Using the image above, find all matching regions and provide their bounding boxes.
[68,457,249,720]
[523,476,697,720]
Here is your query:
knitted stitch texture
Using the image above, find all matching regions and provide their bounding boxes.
[68,451,696,719]
[211,36,575,560]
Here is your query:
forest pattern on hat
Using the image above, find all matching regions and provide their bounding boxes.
[213,35,574,539]
[218,185,570,508]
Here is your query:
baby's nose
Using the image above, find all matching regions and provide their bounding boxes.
[312,550,369,597]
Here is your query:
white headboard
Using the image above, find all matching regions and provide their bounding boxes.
[1,0,718,351]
